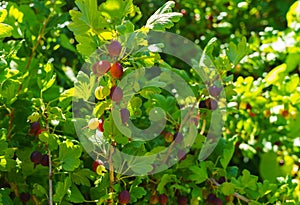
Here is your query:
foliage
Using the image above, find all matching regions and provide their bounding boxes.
[0,0,299,205]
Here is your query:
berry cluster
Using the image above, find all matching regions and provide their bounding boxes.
[30,151,49,167]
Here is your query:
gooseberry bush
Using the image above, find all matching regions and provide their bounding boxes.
[0,0,300,205]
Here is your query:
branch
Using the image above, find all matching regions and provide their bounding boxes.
[108,146,115,205]
[210,178,250,203]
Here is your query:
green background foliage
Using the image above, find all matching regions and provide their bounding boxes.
[0,0,300,204]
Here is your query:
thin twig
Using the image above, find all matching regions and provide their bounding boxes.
[210,178,250,203]
[17,14,52,94]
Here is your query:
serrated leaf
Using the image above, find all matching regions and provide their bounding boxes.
[75,34,98,58]
[157,174,177,194]
[72,168,96,186]
[48,107,66,122]
[68,10,90,35]
[128,156,154,175]
[66,184,85,203]
[53,176,72,203]
[240,169,258,190]
[74,71,97,101]
[145,1,182,31]
[39,133,58,151]
[130,187,147,203]
[220,182,235,195]
[99,0,138,24]
[116,20,135,35]
[188,161,208,184]
[226,37,249,65]
[59,140,82,171]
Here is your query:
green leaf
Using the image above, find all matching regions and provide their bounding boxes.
[66,184,85,203]
[157,174,178,194]
[288,114,300,138]
[116,20,135,35]
[74,71,97,101]
[59,140,82,171]
[0,79,20,102]
[240,169,258,190]
[188,161,208,184]
[220,138,235,169]
[249,201,263,205]
[226,37,249,65]
[140,87,161,99]
[48,107,66,122]
[128,156,154,175]
[75,0,100,29]
[32,183,48,198]
[93,101,111,118]
[72,168,96,186]
[39,133,58,151]
[0,23,13,38]
[0,188,13,205]
[130,187,147,203]
[286,53,300,72]
[99,0,138,25]
[0,140,8,155]
[220,182,235,195]
[145,1,182,31]
[53,176,72,203]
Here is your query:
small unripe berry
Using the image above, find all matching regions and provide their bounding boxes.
[110,62,123,79]
[110,86,123,102]
[88,118,99,130]
[98,119,104,132]
[118,190,130,204]
[30,151,42,164]
[177,195,188,205]
[95,86,110,100]
[108,40,122,57]
[205,98,218,110]
[209,85,222,98]
[159,194,168,205]
[120,108,130,124]
[20,192,30,202]
[150,195,159,204]
[164,132,174,143]
[92,60,111,77]
[92,159,104,172]
[30,122,41,136]
[40,154,49,167]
